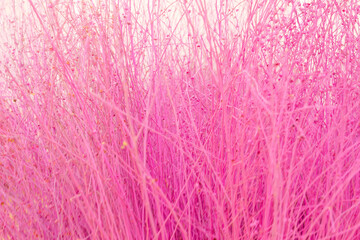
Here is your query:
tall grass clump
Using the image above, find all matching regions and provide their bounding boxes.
[1,0,360,239]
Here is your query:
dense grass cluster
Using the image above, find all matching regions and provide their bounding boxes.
[1,0,360,239]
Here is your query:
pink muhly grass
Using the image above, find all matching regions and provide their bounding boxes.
[1,0,360,239]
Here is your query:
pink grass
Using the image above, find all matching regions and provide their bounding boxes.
[1,0,360,239]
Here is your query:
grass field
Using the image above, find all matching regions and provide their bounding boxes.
[1,0,360,239]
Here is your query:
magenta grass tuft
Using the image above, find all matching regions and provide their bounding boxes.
[1,0,360,239]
